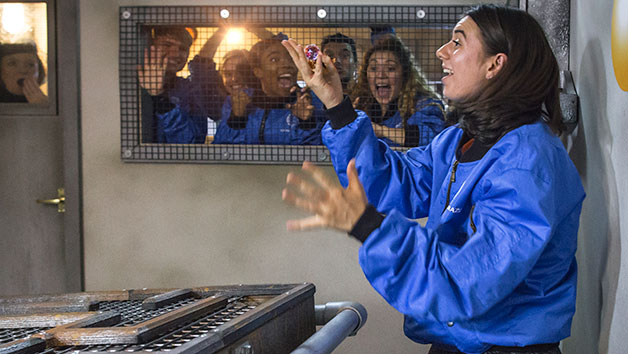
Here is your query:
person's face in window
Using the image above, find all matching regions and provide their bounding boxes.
[222,56,248,96]
[367,50,403,107]
[1,53,40,95]
[436,16,492,102]
[253,42,297,97]
[322,42,356,85]
[153,34,190,75]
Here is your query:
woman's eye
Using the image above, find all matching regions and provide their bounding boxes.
[388,67,396,72]
[453,39,461,47]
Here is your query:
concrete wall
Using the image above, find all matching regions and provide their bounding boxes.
[562,1,628,354]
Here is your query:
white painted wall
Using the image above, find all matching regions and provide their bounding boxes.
[562,1,628,354]
[81,0,628,353]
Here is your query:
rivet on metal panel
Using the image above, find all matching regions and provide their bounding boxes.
[222,151,231,159]
[317,150,329,161]
[121,11,131,20]
[317,9,327,19]
[220,9,230,19]
[123,149,132,158]
[416,9,426,19]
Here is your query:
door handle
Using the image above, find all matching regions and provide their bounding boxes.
[36,187,65,213]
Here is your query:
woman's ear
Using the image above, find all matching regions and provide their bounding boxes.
[486,53,508,79]
[253,66,263,80]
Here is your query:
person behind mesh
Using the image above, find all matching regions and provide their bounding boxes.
[217,49,255,119]
[213,35,326,145]
[320,33,358,95]
[0,42,47,104]
[370,25,396,46]
[351,36,445,147]
[138,25,221,144]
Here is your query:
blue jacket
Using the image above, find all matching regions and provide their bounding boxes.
[323,104,585,353]
[371,97,445,147]
[142,55,223,144]
[213,91,326,145]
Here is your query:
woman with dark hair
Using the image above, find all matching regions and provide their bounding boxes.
[0,43,47,103]
[352,36,445,147]
[281,4,584,354]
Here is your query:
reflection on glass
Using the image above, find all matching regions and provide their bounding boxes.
[0,2,47,104]
[138,25,450,147]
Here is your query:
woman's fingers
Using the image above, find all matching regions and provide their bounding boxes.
[301,161,336,190]
[286,215,326,231]
[283,160,367,233]
[281,39,313,81]
[282,186,323,216]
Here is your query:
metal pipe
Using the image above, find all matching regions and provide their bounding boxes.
[291,301,367,354]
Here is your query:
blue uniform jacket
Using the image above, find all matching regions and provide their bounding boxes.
[323,109,585,353]
[144,56,223,144]
[213,91,326,145]
[374,97,445,147]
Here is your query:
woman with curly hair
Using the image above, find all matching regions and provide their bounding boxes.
[351,36,445,147]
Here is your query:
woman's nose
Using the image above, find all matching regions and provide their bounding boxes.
[436,43,449,60]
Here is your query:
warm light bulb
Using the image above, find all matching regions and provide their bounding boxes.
[226,28,244,45]
[612,0,628,91]
[1,3,28,35]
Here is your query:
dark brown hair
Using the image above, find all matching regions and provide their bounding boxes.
[448,5,564,143]
[351,36,436,119]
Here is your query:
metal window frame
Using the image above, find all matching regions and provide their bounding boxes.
[119,5,468,164]
[119,2,577,164]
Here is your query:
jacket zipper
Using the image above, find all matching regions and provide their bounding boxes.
[443,160,459,213]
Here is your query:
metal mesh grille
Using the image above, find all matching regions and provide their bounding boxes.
[0,327,50,345]
[96,298,199,327]
[37,296,257,353]
[120,5,468,163]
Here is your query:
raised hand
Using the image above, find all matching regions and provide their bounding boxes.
[137,45,167,96]
[281,39,344,110]
[21,77,48,104]
[231,89,251,117]
[286,86,314,121]
[282,159,367,232]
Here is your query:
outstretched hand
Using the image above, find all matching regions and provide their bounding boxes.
[281,39,344,110]
[138,45,167,96]
[282,159,367,232]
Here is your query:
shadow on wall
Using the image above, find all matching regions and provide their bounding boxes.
[563,38,621,354]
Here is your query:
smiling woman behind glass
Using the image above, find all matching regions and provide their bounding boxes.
[0,42,47,104]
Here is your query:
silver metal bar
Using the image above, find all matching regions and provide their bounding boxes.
[291,302,367,354]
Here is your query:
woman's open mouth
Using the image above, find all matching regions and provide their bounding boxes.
[278,73,294,89]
